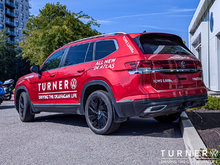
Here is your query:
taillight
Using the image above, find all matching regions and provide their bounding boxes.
[140,61,152,70]
[125,60,202,74]
[152,62,163,70]
[124,61,139,70]
[195,61,202,71]
[125,60,152,70]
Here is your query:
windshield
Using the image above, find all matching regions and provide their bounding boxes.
[134,34,193,56]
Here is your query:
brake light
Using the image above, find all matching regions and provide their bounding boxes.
[125,60,202,74]
[125,60,152,70]
[140,61,152,70]
[195,61,202,71]
[124,61,139,70]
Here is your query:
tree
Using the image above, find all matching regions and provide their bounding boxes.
[0,31,31,82]
[0,31,16,81]
[20,2,100,65]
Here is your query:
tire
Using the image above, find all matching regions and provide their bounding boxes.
[18,92,35,122]
[85,90,120,135]
[154,112,181,123]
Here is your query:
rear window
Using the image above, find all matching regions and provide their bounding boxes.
[134,34,193,56]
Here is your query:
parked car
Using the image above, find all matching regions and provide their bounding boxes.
[0,81,5,105]
[14,32,208,134]
[3,79,14,100]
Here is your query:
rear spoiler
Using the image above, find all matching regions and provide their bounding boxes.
[133,33,192,54]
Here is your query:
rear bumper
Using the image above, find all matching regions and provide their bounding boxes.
[115,94,208,118]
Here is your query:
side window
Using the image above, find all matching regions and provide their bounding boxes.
[41,49,65,72]
[85,42,94,62]
[64,43,89,66]
[95,40,116,60]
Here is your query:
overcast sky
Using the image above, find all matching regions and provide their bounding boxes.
[30,0,200,46]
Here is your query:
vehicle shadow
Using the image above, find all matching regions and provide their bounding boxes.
[0,105,15,109]
[113,117,181,138]
[4,99,14,101]
[34,114,181,138]
[34,114,88,128]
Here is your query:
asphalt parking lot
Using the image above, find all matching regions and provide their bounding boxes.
[0,99,189,165]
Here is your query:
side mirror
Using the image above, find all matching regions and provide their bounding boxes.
[30,65,40,74]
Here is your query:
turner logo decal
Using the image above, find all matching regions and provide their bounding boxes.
[70,78,77,89]
[38,80,70,91]
[38,79,78,100]
[38,93,77,100]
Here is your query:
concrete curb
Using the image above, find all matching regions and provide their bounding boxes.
[180,112,211,165]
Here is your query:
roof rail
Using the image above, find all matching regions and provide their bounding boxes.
[64,32,126,46]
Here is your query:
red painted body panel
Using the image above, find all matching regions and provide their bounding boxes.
[15,32,207,107]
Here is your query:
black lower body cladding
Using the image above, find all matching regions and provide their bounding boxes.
[116,94,208,118]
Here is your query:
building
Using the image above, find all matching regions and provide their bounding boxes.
[0,0,30,44]
[189,0,220,92]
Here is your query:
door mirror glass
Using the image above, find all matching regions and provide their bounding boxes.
[30,65,40,73]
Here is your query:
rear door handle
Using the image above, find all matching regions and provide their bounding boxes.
[50,74,55,77]
[77,69,85,73]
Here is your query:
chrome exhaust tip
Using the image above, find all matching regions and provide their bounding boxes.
[143,105,167,114]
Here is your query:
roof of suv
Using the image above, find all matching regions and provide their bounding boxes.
[128,32,179,38]
[59,32,182,51]
[64,32,126,46]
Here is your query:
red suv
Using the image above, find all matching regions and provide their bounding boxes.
[15,32,207,134]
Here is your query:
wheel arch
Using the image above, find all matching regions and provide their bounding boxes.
[80,80,121,121]
[15,86,31,112]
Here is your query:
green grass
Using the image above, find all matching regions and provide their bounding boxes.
[204,96,220,110]
[199,146,220,165]
[188,96,220,111]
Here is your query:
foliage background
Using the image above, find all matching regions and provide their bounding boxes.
[0,31,30,82]
[0,2,100,82]
[20,2,100,65]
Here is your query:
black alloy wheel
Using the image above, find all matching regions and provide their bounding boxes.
[88,96,108,129]
[85,90,120,135]
[18,92,35,122]
[19,94,25,118]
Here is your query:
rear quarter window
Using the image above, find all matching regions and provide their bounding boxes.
[95,40,117,60]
